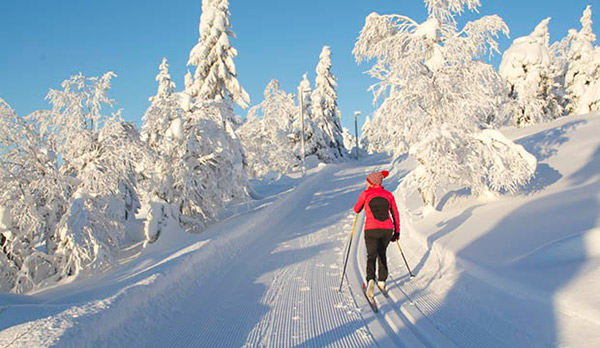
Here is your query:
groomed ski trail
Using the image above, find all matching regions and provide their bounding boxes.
[0,155,454,347]
[346,213,456,348]
[136,157,388,347]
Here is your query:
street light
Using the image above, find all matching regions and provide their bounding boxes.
[298,87,311,176]
[354,111,361,159]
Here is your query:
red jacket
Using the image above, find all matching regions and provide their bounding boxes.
[353,185,400,232]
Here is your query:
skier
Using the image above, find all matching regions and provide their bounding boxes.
[353,170,400,298]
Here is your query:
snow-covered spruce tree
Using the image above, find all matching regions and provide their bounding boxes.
[236,106,266,178]
[499,18,564,126]
[187,0,249,125]
[238,80,299,178]
[142,58,180,152]
[295,73,314,160]
[564,5,600,115]
[180,70,194,113]
[0,100,67,293]
[172,105,247,231]
[143,0,248,233]
[292,73,329,164]
[342,127,356,155]
[141,65,247,236]
[353,0,536,208]
[139,59,185,242]
[311,46,346,161]
[359,115,376,154]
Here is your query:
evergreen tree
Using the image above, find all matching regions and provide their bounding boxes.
[141,65,248,235]
[293,73,327,164]
[341,127,357,156]
[499,18,563,126]
[187,0,249,109]
[359,115,374,153]
[139,59,184,243]
[181,70,194,112]
[238,80,299,178]
[311,46,346,161]
[564,5,600,114]
[142,58,180,151]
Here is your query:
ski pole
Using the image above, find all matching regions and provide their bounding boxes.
[396,240,415,278]
[339,214,358,292]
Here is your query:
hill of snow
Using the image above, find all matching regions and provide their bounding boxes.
[398,112,600,346]
[1,113,600,347]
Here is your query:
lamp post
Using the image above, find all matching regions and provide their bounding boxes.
[354,111,361,159]
[298,87,311,176]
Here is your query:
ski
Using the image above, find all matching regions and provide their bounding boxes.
[362,282,378,313]
[377,284,390,298]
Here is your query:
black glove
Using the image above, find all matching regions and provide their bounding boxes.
[391,232,400,242]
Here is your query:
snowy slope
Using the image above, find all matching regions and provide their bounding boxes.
[397,112,600,347]
[2,113,600,347]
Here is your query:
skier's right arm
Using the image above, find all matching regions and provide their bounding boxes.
[353,191,366,213]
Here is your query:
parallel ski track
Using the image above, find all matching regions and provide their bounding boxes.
[144,163,377,348]
[348,214,426,348]
[349,213,457,348]
[0,155,558,347]
[242,214,374,348]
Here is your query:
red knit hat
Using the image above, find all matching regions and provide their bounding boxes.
[366,170,389,186]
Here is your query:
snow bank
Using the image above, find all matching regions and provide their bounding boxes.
[398,112,600,347]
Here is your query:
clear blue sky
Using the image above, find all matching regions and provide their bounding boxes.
[0,0,598,132]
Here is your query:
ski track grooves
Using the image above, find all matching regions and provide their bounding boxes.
[349,213,450,348]
[110,162,379,348]
[348,204,509,347]
[2,156,490,347]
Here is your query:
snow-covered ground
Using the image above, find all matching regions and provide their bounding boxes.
[2,113,600,347]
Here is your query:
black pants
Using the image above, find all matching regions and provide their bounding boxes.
[364,229,393,282]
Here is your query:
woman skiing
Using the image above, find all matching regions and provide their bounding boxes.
[353,170,400,298]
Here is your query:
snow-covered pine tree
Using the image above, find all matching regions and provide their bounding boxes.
[311,46,346,162]
[236,106,267,178]
[293,73,328,165]
[499,18,564,126]
[139,59,186,243]
[359,115,372,153]
[564,5,600,114]
[181,70,194,112]
[142,58,180,151]
[141,64,247,235]
[360,111,404,154]
[147,0,249,232]
[353,0,536,208]
[187,0,250,115]
[298,73,312,120]
[173,105,247,231]
[257,80,298,174]
[341,127,356,155]
[238,80,299,178]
